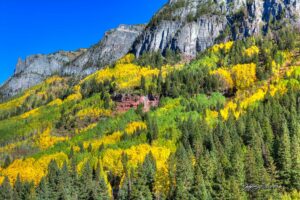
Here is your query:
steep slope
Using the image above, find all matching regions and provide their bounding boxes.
[0,32,300,200]
[0,25,145,101]
[133,0,300,57]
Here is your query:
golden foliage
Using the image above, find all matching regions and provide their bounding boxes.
[76,108,111,120]
[116,54,135,64]
[280,190,300,200]
[231,63,257,90]
[244,45,259,57]
[205,109,219,126]
[124,121,147,135]
[83,131,122,150]
[65,93,82,102]
[211,41,234,53]
[1,152,67,185]
[45,76,64,84]
[34,128,68,150]
[81,55,181,91]
[102,144,171,177]
[220,101,238,120]
[210,68,234,90]
[219,65,300,120]
[20,108,40,119]
[0,93,30,113]
[47,98,63,106]
[75,123,98,134]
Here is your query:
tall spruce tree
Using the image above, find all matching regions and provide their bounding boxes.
[0,176,13,200]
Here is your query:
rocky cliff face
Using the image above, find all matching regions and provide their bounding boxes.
[63,24,145,75]
[0,50,86,99]
[133,0,300,57]
[0,25,145,100]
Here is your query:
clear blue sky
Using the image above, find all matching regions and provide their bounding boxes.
[0,0,166,84]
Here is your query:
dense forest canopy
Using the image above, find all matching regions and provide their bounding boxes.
[0,27,300,200]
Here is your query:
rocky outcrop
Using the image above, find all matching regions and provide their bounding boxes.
[133,0,300,57]
[0,25,145,100]
[114,94,159,113]
[0,50,86,99]
[63,24,145,75]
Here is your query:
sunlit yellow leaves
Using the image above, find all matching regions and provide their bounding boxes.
[239,88,266,110]
[45,76,64,85]
[124,121,147,134]
[116,54,135,64]
[102,144,171,176]
[34,128,68,150]
[205,109,219,126]
[280,190,300,200]
[83,131,122,150]
[20,108,40,119]
[75,123,98,134]
[76,108,111,120]
[81,55,181,91]
[231,63,257,90]
[0,93,30,113]
[244,45,259,57]
[211,41,234,53]
[210,68,234,90]
[0,152,67,185]
[220,101,238,120]
[211,63,256,90]
[47,98,63,106]
[65,93,82,102]
[286,66,300,78]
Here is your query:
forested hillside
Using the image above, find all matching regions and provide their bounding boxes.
[0,28,300,200]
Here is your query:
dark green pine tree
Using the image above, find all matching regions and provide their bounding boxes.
[211,163,228,200]
[57,161,72,199]
[78,162,93,199]
[69,158,80,199]
[277,122,292,188]
[140,75,146,94]
[261,117,274,153]
[21,181,36,200]
[173,144,194,200]
[0,176,13,200]
[156,70,163,94]
[103,92,111,109]
[94,162,110,200]
[130,153,156,200]
[96,176,110,200]
[47,160,60,199]
[13,174,24,200]
[68,146,74,159]
[191,162,210,200]
[229,146,247,199]
[3,155,11,168]
[117,172,132,200]
[290,134,300,190]
[146,116,158,145]
[36,177,50,200]
[141,152,157,198]
[245,147,260,199]
[130,166,152,200]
